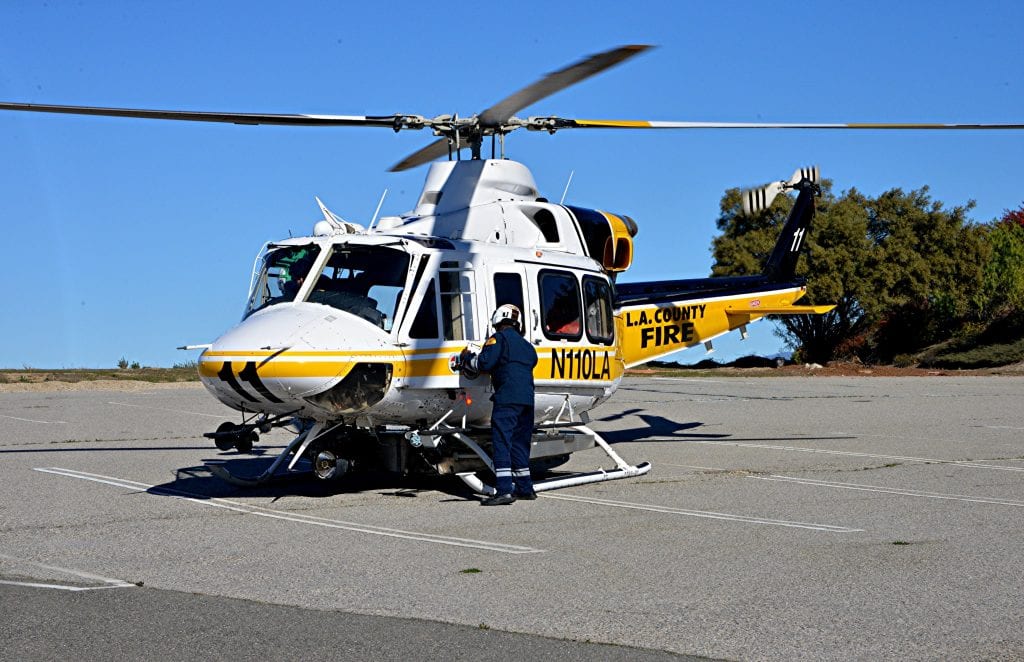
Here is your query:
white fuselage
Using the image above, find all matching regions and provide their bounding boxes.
[199,160,625,428]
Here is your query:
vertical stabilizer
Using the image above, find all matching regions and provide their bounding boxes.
[743,167,819,282]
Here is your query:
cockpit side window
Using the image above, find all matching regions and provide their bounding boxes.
[244,244,320,317]
[306,245,411,330]
[583,275,614,345]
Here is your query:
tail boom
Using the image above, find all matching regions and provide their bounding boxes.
[616,283,819,367]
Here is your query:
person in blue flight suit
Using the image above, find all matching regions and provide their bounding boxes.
[461,304,538,505]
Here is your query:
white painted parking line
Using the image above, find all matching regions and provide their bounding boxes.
[34,467,543,554]
[542,493,863,532]
[107,401,226,419]
[984,425,1024,431]
[752,475,1024,507]
[680,439,1024,472]
[651,377,734,384]
[0,414,68,424]
[0,551,135,592]
[0,580,132,592]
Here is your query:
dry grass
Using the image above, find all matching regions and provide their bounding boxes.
[0,367,200,385]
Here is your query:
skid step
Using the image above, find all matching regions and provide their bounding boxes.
[459,461,651,496]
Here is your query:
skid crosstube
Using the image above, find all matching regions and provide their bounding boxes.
[456,424,651,496]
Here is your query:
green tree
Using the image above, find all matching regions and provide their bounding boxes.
[980,204,1024,316]
[862,188,986,359]
[711,183,988,363]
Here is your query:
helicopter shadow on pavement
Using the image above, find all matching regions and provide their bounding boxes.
[594,408,733,444]
[147,455,479,503]
[594,407,858,446]
[0,445,220,455]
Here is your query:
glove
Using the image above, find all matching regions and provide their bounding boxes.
[459,349,480,379]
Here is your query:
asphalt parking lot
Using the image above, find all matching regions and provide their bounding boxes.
[2,375,1023,660]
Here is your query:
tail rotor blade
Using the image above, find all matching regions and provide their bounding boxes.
[742,166,819,215]
[788,165,819,186]
[743,181,786,216]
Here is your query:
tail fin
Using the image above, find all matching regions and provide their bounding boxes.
[742,166,820,282]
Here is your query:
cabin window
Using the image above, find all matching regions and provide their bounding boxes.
[244,244,322,318]
[583,276,614,344]
[493,273,525,315]
[409,279,439,339]
[306,245,410,330]
[440,266,476,341]
[539,270,582,341]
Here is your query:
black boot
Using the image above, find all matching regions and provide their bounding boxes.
[481,493,517,506]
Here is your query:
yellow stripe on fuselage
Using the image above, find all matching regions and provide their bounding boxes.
[200,343,625,383]
[198,359,357,379]
[201,347,442,358]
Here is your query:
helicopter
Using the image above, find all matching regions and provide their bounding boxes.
[3,45,1021,496]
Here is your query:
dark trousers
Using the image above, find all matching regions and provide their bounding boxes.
[491,403,534,494]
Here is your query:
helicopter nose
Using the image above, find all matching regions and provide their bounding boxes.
[198,304,399,416]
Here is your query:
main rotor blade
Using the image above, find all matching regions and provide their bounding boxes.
[0,101,404,127]
[389,137,452,172]
[477,45,651,128]
[539,118,1024,130]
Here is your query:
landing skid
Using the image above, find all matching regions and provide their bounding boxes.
[204,422,322,487]
[204,419,651,495]
[456,425,651,496]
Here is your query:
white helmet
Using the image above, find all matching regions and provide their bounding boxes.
[490,304,522,331]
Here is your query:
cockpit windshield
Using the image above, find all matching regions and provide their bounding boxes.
[306,244,411,330]
[244,244,320,317]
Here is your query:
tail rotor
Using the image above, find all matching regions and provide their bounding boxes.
[742,165,819,216]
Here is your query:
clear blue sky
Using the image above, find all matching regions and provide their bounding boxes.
[1,1,1021,368]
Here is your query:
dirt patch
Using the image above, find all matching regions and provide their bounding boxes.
[628,360,1024,378]
[0,380,205,393]
[0,367,197,384]
[0,367,200,392]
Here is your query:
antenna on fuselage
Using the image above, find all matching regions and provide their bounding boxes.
[560,170,575,205]
[368,189,388,230]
